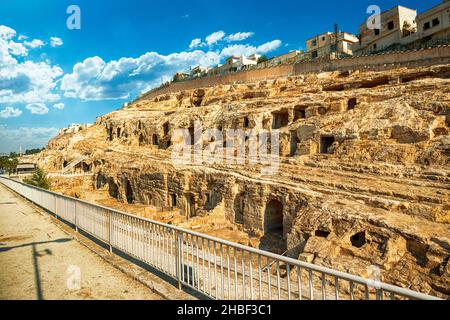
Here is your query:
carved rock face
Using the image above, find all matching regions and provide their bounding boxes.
[30,64,450,298]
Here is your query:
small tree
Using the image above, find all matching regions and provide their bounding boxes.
[23,167,50,190]
[257,54,268,64]
[0,158,18,176]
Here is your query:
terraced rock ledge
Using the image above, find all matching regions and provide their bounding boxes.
[29,64,450,298]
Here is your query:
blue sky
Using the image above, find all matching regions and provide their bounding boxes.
[0,0,442,153]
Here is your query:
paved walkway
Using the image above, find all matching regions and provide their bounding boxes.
[0,184,163,300]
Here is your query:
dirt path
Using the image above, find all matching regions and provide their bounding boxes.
[0,183,163,300]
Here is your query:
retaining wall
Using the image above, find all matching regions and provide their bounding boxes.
[139,45,450,101]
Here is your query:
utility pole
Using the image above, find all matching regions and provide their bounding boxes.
[334,23,340,57]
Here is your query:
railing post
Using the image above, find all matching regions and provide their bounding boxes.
[54,194,57,219]
[175,230,182,290]
[74,200,78,232]
[108,210,113,253]
[53,194,57,219]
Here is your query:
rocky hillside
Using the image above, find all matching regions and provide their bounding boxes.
[30,64,450,298]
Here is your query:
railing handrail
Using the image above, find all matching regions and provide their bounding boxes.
[62,156,86,173]
[0,175,441,300]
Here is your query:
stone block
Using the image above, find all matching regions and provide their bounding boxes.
[298,140,318,156]
[298,253,315,263]
[297,124,317,141]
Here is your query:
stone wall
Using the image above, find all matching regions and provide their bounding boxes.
[138,45,450,101]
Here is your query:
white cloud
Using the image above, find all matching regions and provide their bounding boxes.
[206,31,225,45]
[24,39,45,49]
[0,106,22,118]
[0,28,27,66]
[0,125,58,153]
[226,32,254,42]
[61,51,221,100]
[53,102,65,110]
[6,40,27,56]
[50,37,63,47]
[257,40,282,53]
[220,44,258,58]
[60,30,282,101]
[26,103,49,115]
[189,38,202,49]
[0,60,63,104]
[0,25,16,40]
[220,40,282,58]
[0,26,63,105]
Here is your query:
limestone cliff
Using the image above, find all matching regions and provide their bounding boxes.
[30,64,450,298]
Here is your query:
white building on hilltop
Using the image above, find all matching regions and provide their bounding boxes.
[415,0,450,42]
[355,5,418,54]
[59,123,92,135]
[211,54,261,75]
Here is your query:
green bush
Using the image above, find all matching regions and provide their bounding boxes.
[23,167,50,190]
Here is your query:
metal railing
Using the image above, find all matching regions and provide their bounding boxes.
[62,156,86,173]
[0,176,441,300]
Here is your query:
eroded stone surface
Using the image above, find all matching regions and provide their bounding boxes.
[29,64,450,298]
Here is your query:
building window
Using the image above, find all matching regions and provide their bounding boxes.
[311,40,317,47]
[424,22,431,30]
[374,28,380,36]
[330,44,337,53]
[432,18,440,27]
[322,36,325,41]
[373,43,377,50]
[311,50,318,59]
[387,21,394,30]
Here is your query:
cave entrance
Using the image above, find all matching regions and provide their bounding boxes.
[139,134,145,145]
[108,127,113,141]
[163,122,170,136]
[290,131,300,156]
[166,138,172,149]
[170,194,177,207]
[188,126,195,145]
[96,174,106,189]
[243,117,250,128]
[293,105,307,121]
[272,110,289,129]
[108,179,119,199]
[351,231,366,248]
[320,136,335,154]
[318,106,328,116]
[264,199,283,235]
[315,230,331,238]
[233,193,245,224]
[63,160,68,168]
[81,162,91,173]
[125,180,134,204]
[347,98,357,110]
[360,76,390,89]
[152,134,159,146]
[188,195,196,218]
[117,128,121,138]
